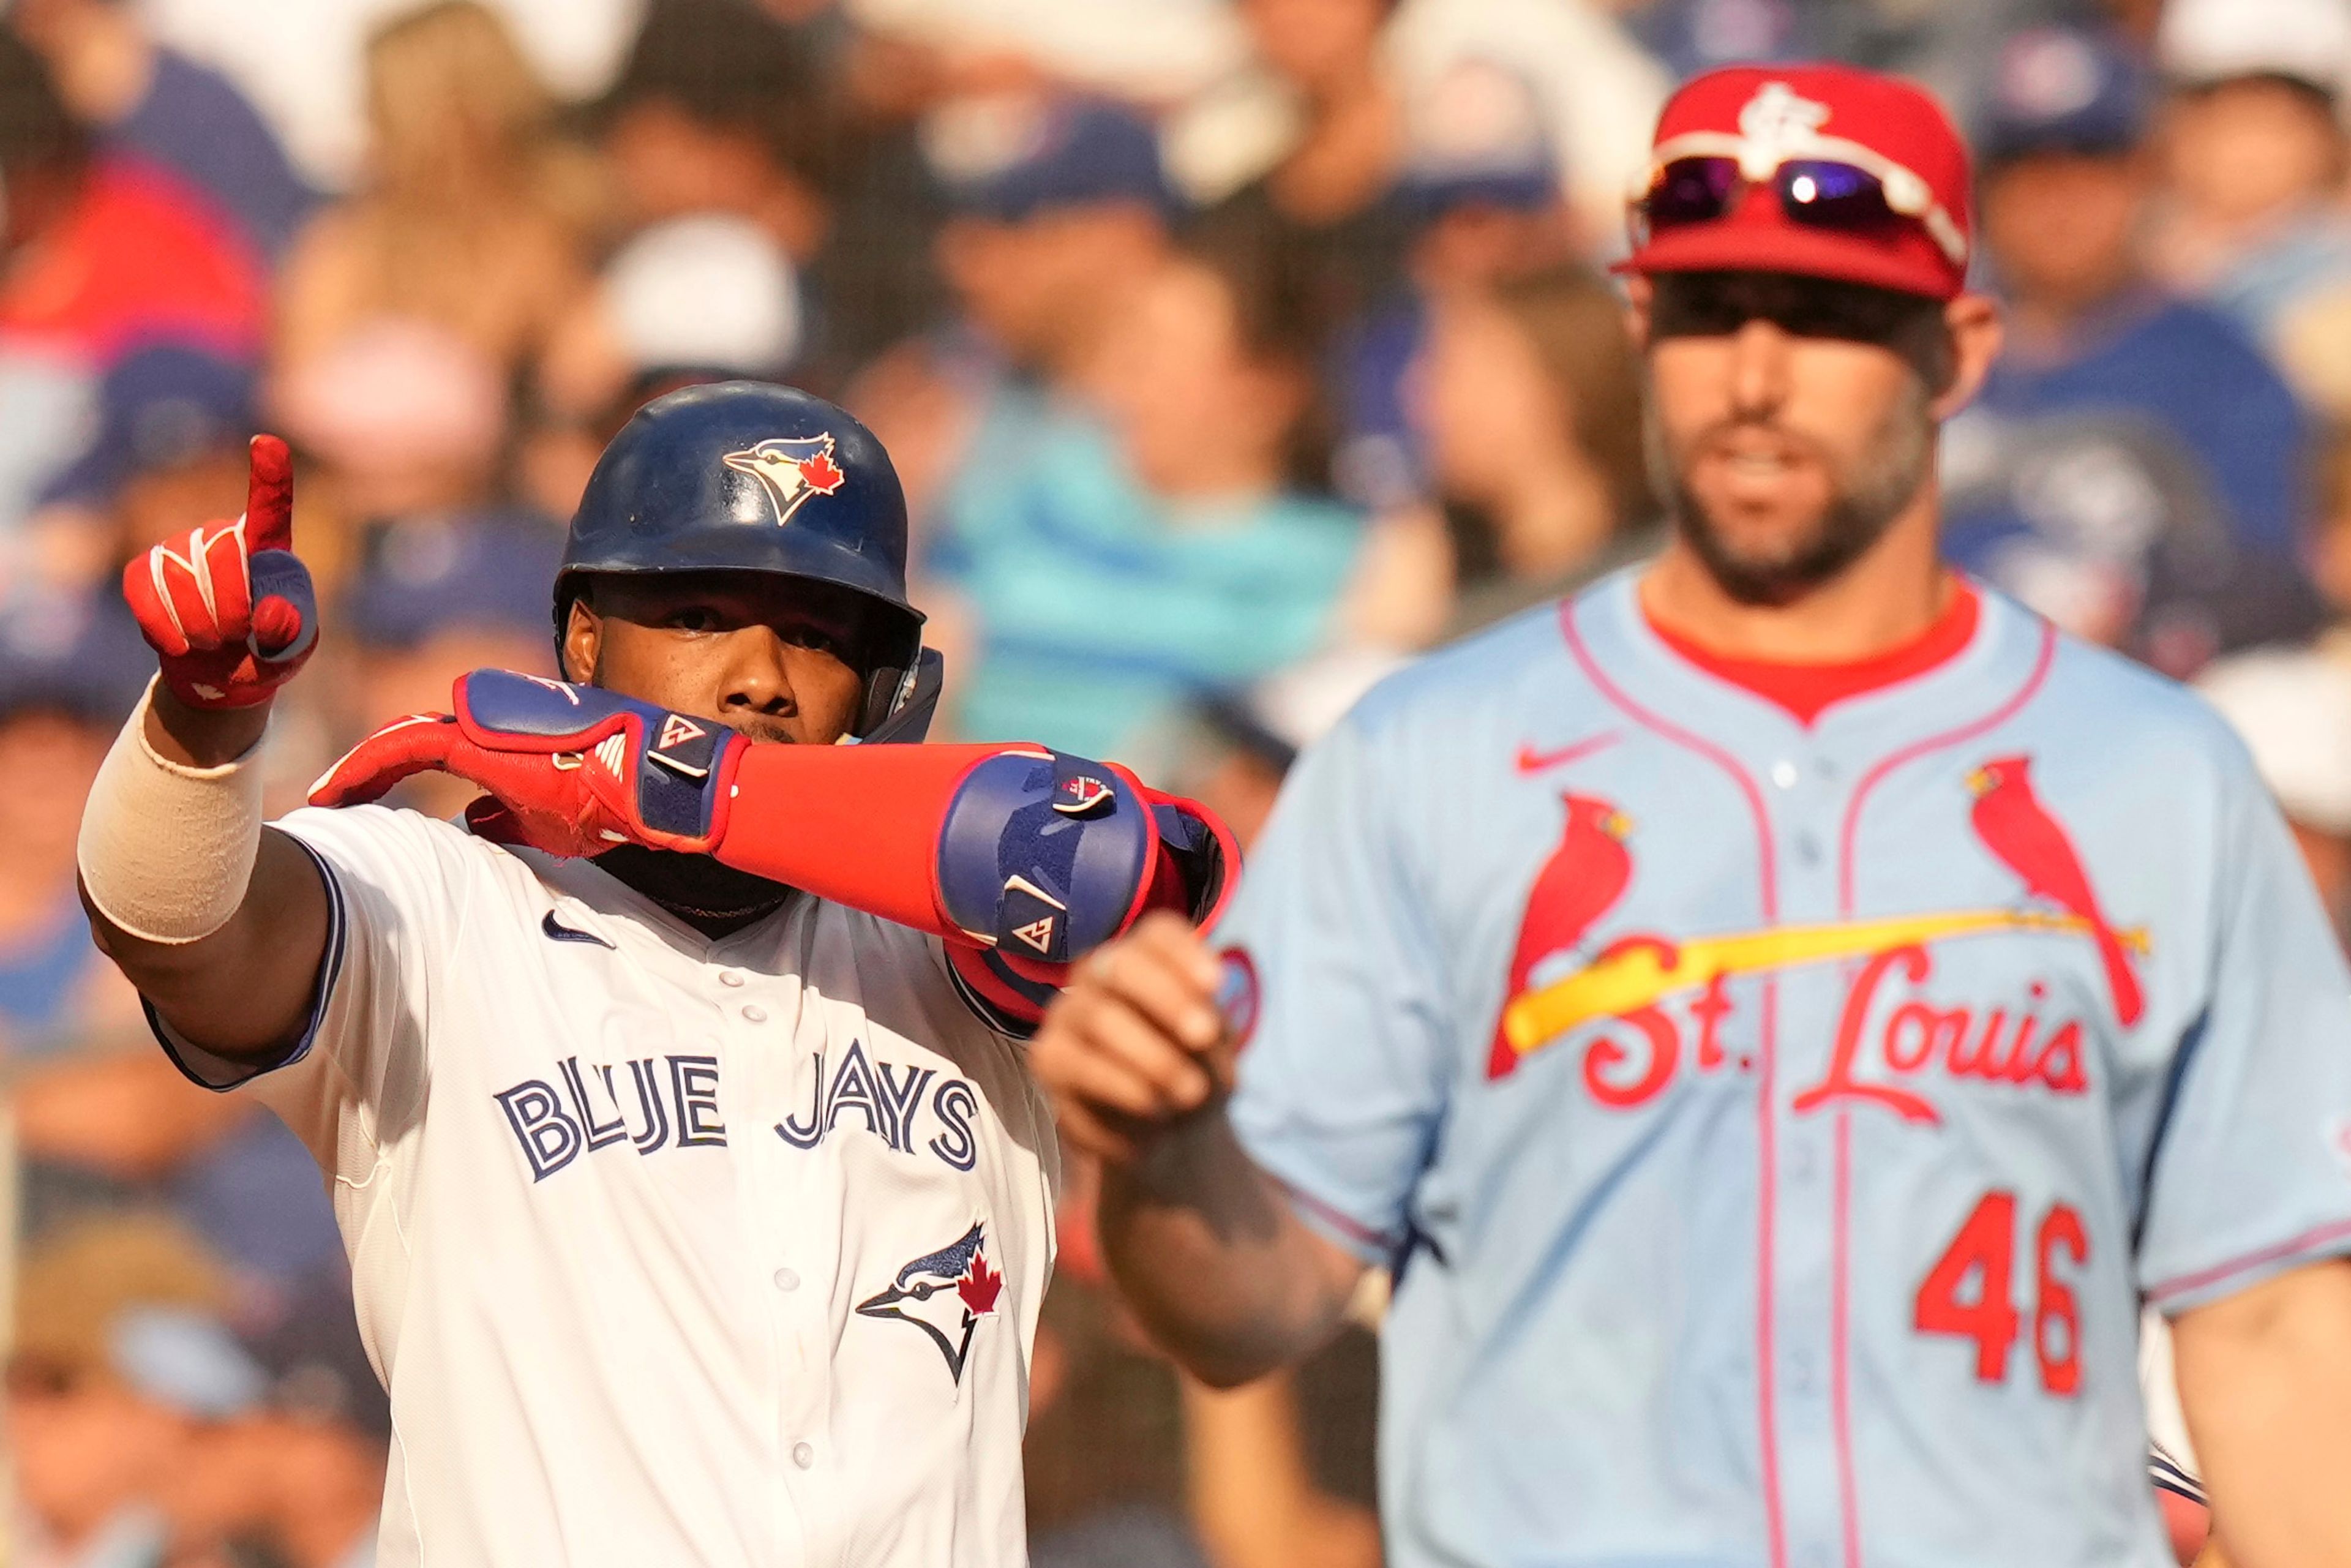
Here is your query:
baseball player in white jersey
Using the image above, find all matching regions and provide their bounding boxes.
[76,383,1234,1564]
[1029,64,2351,1568]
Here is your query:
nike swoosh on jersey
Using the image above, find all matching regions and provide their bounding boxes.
[1514,733,1619,774]
[541,910,615,948]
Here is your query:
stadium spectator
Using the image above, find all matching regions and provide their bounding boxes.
[0,599,342,1298]
[931,211,1364,755]
[15,342,260,606]
[2148,0,2351,400]
[600,0,888,381]
[342,510,566,812]
[861,94,1177,534]
[1203,0,1412,331]
[1943,23,2323,675]
[0,598,150,1060]
[10,1215,245,1568]
[527,212,806,518]
[272,0,592,482]
[0,29,263,550]
[1023,1256,1208,1568]
[12,0,315,264]
[1332,56,1576,512]
[841,0,1244,110]
[1338,261,1655,647]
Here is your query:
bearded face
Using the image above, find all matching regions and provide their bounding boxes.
[1641,271,1949,606]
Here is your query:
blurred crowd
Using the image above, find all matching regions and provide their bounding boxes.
[7,0,2351,1562]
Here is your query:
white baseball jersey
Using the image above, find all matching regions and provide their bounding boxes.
[151,803,1059,1566]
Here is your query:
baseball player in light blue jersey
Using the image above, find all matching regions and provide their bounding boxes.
[1030,62,2351,1568]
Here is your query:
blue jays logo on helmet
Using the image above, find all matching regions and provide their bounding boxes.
[722,433,849,527]
[854,1221,1003,1382]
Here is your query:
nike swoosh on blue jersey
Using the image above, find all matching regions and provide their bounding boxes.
[541,910,615,948]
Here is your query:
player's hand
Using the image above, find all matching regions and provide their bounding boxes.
[1030,912,1234,1163]
[307,669,743,858]
[122,435,318,710]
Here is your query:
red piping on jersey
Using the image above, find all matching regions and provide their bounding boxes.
[1648,583,1982,727]
[1831,1112,1858,1568]
[1833,621,2058,912]
[1826,616,2057,1568]
[1561,600,1789,1568]
[2145,1216,2351,1306]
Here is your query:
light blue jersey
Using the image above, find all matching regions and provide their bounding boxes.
[1221,569,2351,1568]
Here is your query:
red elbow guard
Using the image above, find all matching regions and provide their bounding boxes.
[712,741,1236,959]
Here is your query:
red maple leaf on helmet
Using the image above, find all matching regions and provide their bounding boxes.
[797,452,846,495]
[959,1251,1002,1316]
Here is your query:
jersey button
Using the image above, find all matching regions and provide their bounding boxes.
[719,970,746,988]
[792,1441,816,1469]
[1770,759,1799,790]
[743,1004,769,1024]
[772,1267,800,1292]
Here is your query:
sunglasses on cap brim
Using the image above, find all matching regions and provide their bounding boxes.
[1630,131,1969,268]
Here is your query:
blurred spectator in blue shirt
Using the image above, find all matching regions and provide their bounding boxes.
[0,596,344,1303]
[13,0,315,266]
[855,96,1176,535]
[0,595,151,1059]
[1942,23,2323,676]
[931,210,1363,756]
[1334,57,1576,512]
[2147,0,2351,412]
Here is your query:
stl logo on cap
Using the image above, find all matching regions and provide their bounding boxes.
[723,434,848,527]
[1734,81,1832,174]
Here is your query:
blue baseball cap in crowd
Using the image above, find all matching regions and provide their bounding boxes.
[1401,59,1561,216]
[926,96,1176,223]
[39,342,258,510]
[1976,26,2151,165]
[344,512,567,650]
[0,593,155,724]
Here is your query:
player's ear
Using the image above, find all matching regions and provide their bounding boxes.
[1930,293,2003,419]
[1621,275,1654,351]
[561,593,602,685]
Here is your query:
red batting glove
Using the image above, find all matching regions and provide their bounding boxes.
[122,435,318,710]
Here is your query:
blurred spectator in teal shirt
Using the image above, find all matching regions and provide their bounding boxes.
[931,211,1362,757]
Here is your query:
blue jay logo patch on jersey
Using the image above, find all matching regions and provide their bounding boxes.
[722,435,847,526]
[855,1222,1002,1382]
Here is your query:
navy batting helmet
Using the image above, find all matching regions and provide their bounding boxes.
[555,381,940,740]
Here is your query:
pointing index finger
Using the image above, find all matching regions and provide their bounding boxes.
[244,433,294,553]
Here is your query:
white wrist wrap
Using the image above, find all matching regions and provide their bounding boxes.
[77,678,265,945]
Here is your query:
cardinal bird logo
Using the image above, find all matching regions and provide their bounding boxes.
[855,1222,1002,1382]
[722,435,849,526]
[1488,793,1635,1078]
[1966,754,2145,1026]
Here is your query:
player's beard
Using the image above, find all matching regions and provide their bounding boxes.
[1644,375,1935,607]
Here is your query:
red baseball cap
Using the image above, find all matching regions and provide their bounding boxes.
[1621,63,1975,301]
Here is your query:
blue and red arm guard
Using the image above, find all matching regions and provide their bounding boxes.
[310,671,1236,1032]
[715,738,1232,969]
[722,740,1235,1030]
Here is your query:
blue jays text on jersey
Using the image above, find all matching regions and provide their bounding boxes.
[1217,569,2351,1568]
[493,1039,986,1182]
